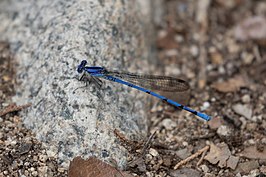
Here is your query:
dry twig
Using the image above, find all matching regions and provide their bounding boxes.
[253,45,262,62]
[140,129,158,155]
[0,103,31,116]
[174,145,210,169]
[197,146,209,166]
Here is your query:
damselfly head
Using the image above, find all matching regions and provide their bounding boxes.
[77,60,87,73]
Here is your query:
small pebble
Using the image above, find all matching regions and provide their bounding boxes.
[161,119,177,130]
[12,161,18,170]
[201,102,210,111]
[206,64,213,71]
[217,125,232,137]
[211,97,216,102]
[39,155,48,162]
[57,167,66,173]
[209,46,216,53]
[46,150,57,157]
[165,49,179,57]
[260,166,266,174]
[241,94,251,103]
[208,116,222,129]
[251,115,262,122]
[17,160,23,167]
[38,166,48,175]
[158,30,167,38]
[246,123,257,131]
[200,164,209,173]
[227,40,241,54]
[247,139,256,145]
[175,35,184,43]
[163,156,172,167]
[218,66,226,74]
[150,159,156,165]
[145,172,152,177]
[145,154,153,162]
[33,155,38,161]
[210,51,223,65]
[190,45,199,57]
[10,140,17,146]
[182,141,188,147]
[25,170,30,176]
[24,162,30,166]
[250,169,260,176]
[2,102,9,107]
[32,170,38,177]
[149,148,159,157]
[261,138,266,144]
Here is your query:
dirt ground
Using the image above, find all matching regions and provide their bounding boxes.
[1,0,266,176]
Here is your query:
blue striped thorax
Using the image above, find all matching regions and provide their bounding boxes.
[77,60,106,77]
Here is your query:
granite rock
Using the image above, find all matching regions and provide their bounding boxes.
[0,0,155,168]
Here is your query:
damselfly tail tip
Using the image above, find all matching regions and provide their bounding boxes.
[197,112,212,121]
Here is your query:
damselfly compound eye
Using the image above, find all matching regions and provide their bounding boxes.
[77,60,87,73]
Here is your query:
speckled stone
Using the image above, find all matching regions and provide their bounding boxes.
[0,0,155,168]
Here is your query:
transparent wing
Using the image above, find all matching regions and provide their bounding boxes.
[105,71,190,92]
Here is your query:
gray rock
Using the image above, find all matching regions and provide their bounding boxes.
[235,160,260,174]
[170,168,202,177]
[232,104,253,120]
[175,148,191,160]
[0,0,155,168]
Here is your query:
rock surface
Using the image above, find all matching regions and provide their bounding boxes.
[0,0,155,168]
